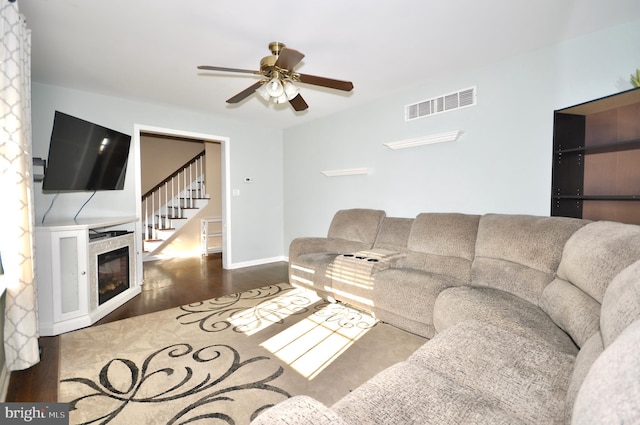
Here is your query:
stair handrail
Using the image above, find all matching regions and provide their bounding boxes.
[141,150,206,200]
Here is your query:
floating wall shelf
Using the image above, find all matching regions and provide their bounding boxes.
[384,130,462,150]
[321,168,371,177]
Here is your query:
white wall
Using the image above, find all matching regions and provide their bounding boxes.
[31,84,284,265]
[30,19,640,263]
[282,19,640,246]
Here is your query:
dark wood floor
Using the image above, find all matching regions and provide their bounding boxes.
[5,254,289,402]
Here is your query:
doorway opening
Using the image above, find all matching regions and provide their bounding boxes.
[133,125,232,270]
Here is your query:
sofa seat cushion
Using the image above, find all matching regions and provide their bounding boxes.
[289,253,341,296]
[372,309,434,340]
[433,286,578,354]
[289,236,375,297]
[332,361,525,425]
[408,320,575,424]
[372,268,464,338]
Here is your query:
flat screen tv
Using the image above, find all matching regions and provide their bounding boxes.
[42,111,132,191]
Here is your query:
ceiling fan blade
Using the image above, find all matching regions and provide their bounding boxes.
[226,81,264,104]
[275,47,305,71]
[198,65,260,75]
[297,73,354,91]
[289,94,309,111]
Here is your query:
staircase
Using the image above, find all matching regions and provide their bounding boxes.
[142,150,209,258]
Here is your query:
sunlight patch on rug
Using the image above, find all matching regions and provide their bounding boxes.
[226,287,322,336]
[59,282,426,424]
[260,302,377,379]
[175,284,319,334]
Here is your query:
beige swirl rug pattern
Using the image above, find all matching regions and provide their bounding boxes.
[59,283,425,424]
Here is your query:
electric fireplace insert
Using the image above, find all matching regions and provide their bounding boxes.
[97,246,130,305]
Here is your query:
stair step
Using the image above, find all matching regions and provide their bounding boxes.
[143,239,165,252]
[177,199,209,209]
[143,186,210,255]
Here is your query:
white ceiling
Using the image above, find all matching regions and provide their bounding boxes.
[18,0,640,130]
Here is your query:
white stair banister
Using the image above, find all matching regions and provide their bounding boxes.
[141,150,207,254]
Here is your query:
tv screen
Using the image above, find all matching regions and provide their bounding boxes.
[42,111,132,191]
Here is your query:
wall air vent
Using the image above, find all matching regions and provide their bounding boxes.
[405,86,477,121]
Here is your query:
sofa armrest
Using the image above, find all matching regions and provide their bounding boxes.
[289,237,371,261]
[340,249,407,273]
[368,248,407,271]
[250,396,350,425]
[289,237,332,260]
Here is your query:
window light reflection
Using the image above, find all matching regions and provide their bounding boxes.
[260,302,375,380]
[227,288,321,336]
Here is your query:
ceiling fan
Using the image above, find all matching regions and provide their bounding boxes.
[197,42,354,111]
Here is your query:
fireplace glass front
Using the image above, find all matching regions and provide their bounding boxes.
[97,246,130,305]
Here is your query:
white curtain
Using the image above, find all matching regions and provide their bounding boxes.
[1,0,40,370]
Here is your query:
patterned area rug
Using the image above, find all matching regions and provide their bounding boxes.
[59,283,425,424]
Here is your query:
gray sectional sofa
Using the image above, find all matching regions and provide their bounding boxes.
[253,209,640,424]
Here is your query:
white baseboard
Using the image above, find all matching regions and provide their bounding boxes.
[0,362,9,402]
[227,256,287,270]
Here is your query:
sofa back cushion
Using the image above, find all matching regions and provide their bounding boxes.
[566,259,640,423]
[556,221,640,304]
[600,258,640,348]
[541,221,640,347]
[571,319,640,425]
[372,217,413,252]
[471,214,587,304]
[403,213,480,283]
[565,332,604,423]
[538,278,600,348]
[326,209,386,245]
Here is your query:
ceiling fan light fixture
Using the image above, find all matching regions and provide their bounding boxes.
[199,41,353,110]
[274,93,289,104]
[257,83,270,101]
[266,77,284,97]
[283,80,299,100]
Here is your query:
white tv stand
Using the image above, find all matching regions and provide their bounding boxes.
[35,217,141,336]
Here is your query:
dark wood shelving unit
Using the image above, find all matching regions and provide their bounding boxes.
[555,138,640,155]
[551,87,640,225]
[554,195,640,201]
